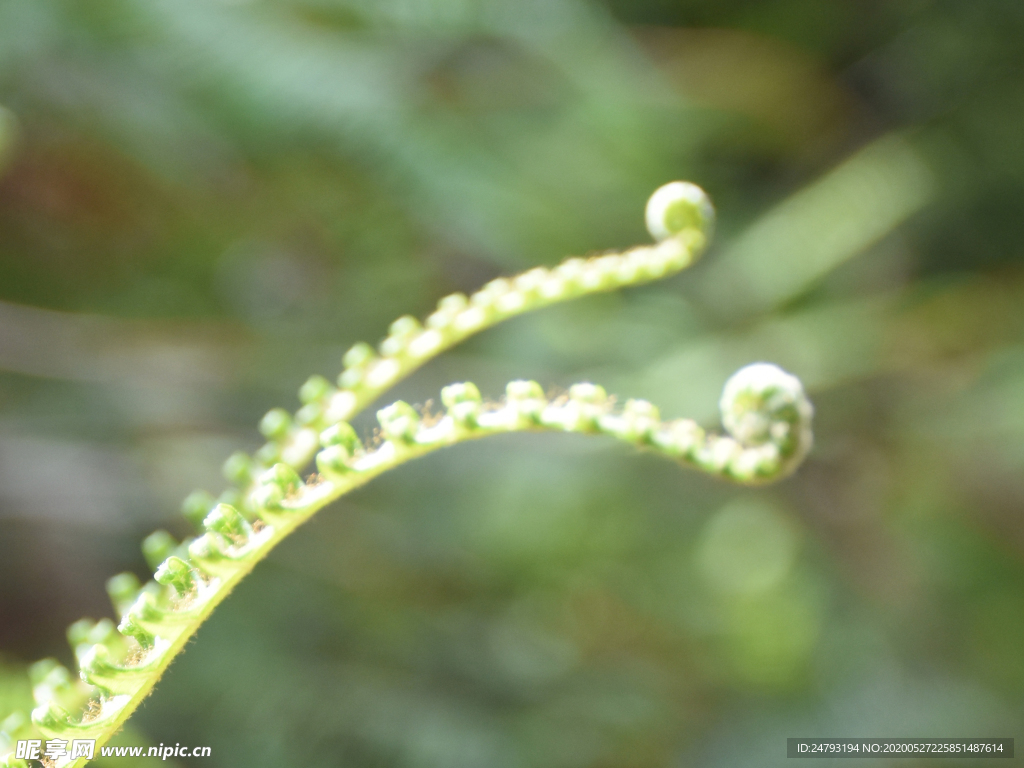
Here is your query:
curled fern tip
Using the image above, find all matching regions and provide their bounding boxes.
[645,181,715,242]
[719,362,814,483]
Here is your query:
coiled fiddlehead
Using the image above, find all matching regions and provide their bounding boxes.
[0,182,812,768]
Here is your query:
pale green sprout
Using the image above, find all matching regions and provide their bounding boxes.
[0,182,812,768]
[645,180,715,242]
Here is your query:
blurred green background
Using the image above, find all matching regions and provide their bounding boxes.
[1,0,1023,766]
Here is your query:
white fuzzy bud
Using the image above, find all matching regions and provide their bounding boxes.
[645,181,715,242]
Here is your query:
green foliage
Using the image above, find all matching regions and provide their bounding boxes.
[3,2,1024,766]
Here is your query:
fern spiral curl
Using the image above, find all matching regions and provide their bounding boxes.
[0,182,813,768]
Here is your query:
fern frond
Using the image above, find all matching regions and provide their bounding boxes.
[0,182,814,768]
